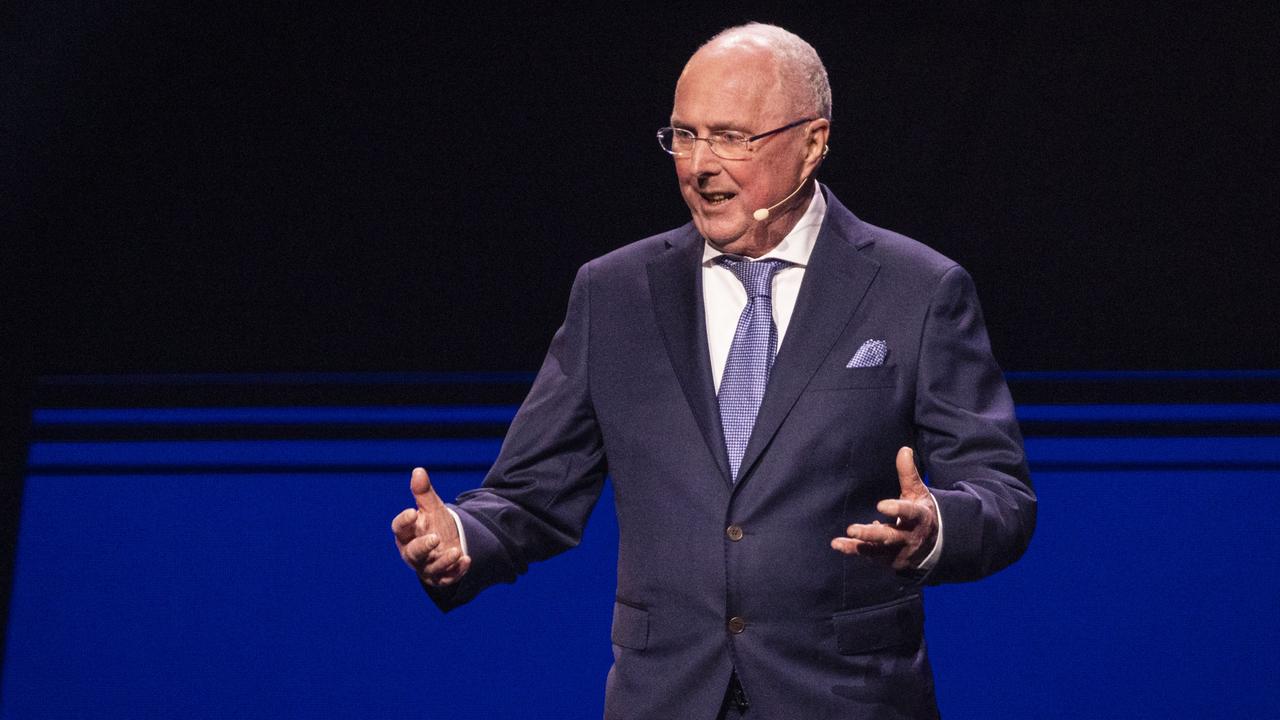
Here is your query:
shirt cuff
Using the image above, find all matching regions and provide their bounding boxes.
[915,490,944,571]
[445,506,469,556]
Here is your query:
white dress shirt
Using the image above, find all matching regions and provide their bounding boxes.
[701,184,827,392]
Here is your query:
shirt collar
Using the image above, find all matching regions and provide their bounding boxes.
[701,181,826,267]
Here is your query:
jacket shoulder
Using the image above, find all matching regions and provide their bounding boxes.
[571,224,697,288]
[853,220,962,282]
[822,188,962,284]
[589,224,694,267]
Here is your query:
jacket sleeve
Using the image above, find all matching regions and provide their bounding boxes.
[426,263,607,611]
[914,265,1037,584]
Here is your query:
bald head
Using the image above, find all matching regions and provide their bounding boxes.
[667,23,832,256]
[684,23,832,122]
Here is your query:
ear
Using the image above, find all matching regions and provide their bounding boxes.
[802,118,831,174]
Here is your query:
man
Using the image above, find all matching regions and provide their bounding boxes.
[393,23,1035,719]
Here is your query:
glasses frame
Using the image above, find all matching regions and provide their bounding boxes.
[657,117,818,160]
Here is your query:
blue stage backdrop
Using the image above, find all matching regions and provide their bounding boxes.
[4,372,1279,718]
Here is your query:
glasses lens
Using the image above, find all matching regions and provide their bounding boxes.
[658,128,690,156]
[710,135,750,160]
[657,128,752,159]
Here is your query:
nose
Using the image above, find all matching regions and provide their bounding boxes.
[687,138,721,177]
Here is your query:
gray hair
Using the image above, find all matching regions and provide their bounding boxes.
[702,22,832,121]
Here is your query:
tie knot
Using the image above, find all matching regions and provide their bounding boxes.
[717,256,789,299]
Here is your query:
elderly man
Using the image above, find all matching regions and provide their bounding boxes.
[393,23,1035,719]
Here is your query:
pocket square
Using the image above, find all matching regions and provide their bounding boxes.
[847,339,888,368]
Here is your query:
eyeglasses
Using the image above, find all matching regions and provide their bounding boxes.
[656,118,816,160]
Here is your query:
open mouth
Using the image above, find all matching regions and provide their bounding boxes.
[699,191,736,206]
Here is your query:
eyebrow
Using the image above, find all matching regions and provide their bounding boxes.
[669,118,751,133]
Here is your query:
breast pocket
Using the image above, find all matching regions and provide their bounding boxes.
[806,364,899,392]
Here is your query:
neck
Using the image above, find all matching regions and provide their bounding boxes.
[729,181,816,258]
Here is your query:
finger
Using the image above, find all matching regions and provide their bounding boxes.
[426,538,457,564]
[411,467,443,513]
[403,533,442,567]
[430,555,472,587]
[895,447,928,499]
[831,537,899,559]
[846,521,905,546]
[831,537,869,555]
[391,508,419,546]
[442,556,473,584]
[877,498,929,526]
[424,545,464,576]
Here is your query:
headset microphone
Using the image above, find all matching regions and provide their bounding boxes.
[751,145,829,222]
[753,177,811,222]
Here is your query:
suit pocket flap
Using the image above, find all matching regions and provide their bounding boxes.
[611,600,650,650]
[833,594,923,655]
[807,364,899,391]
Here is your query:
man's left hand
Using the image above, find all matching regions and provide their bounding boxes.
[831,447,938,571]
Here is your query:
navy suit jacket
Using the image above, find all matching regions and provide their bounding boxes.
[429,187,1036,719]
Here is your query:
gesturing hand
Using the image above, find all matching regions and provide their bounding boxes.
[831,447,938,571]
[392,467,471,587]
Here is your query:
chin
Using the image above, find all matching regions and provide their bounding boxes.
[692,217,749,250]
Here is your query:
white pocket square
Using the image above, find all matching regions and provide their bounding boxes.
[846,339,888,368]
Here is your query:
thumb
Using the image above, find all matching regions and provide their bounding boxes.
[895,447,927,499]
[411,467,443,511]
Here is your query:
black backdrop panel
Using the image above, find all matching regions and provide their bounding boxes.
[3,3,1277,376]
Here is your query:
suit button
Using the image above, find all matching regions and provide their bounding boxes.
[727,616,746,634]
[726,525,744,541]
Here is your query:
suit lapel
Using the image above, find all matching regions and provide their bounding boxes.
[647,226,734,487]
[735,191,881,485]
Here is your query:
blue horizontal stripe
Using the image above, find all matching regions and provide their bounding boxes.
[33,406,521,426]
[26,437,1280,470]
[27,439,503,467]
[36,371,539,386]
[1017,404,1280,422]
[34,403,1280,427]
[1024,437,1280,465]
[37,369,1280,387]
[1006,369,1280,382]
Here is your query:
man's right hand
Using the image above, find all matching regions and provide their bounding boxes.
[392,467,471,587]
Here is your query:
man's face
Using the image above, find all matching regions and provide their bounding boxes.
[670,46,812,256]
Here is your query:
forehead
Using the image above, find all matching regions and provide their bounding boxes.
[671,46,788,129]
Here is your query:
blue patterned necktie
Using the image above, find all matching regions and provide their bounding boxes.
[717,256,789,482]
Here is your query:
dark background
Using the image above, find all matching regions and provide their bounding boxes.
[2,0,1278,699]
[4,2,1277,378]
